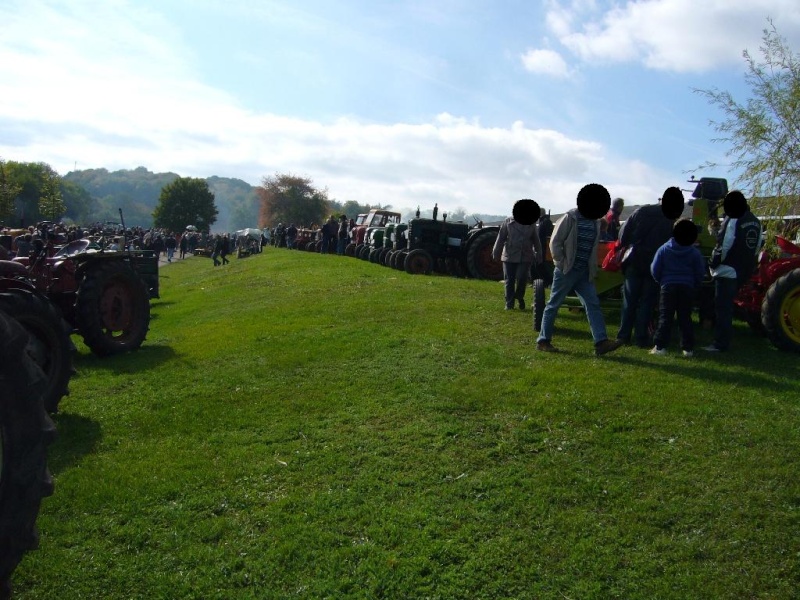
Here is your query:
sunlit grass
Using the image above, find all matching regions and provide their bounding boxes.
[13,249,800,599]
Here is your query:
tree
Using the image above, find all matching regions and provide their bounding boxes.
[0,159,21,226]
[696,21,800,228]
[39,168,66,222]
[60,179,97,224]
[153,177,218,233]
[257,174,331,228]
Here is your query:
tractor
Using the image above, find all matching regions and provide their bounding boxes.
[395,210,503,280]
[0,308,57,599]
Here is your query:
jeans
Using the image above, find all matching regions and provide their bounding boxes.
[503,262,530,308]
[617,266,659,346]
[337,238,347,255]
[713,277,739,350]
[653,284,695,350]
[537,266,608,344]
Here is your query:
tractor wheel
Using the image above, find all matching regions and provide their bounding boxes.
[445,257,464,278]
[405,249,433,275]
[76,260,150,357]
[394,250,409,271]
[383,250,395,267]
[0,310,56,597]
[466,230,502,280]
[369,248,381,263]
[0,291,73,414]
[533,279,547,332]
[345,243,356,257]
[762,268,800,352]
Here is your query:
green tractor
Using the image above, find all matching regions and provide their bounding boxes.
[395,210,502,280]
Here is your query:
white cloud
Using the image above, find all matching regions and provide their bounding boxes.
[546,0,800,72]
[0,0,683,218]
[520,48,571,78]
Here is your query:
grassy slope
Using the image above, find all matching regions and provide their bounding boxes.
[13,250,800,599]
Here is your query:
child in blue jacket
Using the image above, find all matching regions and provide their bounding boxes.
[650,219,707,356]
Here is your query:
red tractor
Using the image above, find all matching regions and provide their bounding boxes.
[0,236,155,411]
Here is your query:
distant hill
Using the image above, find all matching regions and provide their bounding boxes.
[63,167,259,231]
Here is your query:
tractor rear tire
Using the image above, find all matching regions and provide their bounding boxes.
[345,243,356,257]
[466,230,502,280]
[405,249,433,275]
[0,290,73,414]
[762,268,800,352]
[0,310,56,597]
[533,279,547,332]
[76,260,150,357]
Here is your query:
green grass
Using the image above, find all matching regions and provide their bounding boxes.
[13,250,800,599]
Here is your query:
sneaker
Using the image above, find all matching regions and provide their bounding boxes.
[649,346,667,356]
[702,344,722,352]
[518,299,526,311]
[682,350,694,357]
[536,340,559,353]
[595,338,622,356]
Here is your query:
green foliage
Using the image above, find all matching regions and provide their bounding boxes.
[38,168,66,222]
[60,179,97,224]
[329,199,390,220]
[64,167,179,228]
[696,21,800,235]
[14,251,800,599]
[0,158,21,225]
[257,173,330,227]
[153,177,218,232]
[207,176,259,231]
[3,160,62,226]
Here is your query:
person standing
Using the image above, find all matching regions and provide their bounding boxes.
[164,232,177,262]
[337,215,349,255]
[615,187,685,347]
[220,233,231,265]
[211,234,222,267]
[649,219,707,357]
[601,197,624,241]
[492,199,543,310]
[179,233,188,259]
[536,184,622,356]
[704,190,762,352]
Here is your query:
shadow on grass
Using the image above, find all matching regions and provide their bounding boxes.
[602,350,796,393]
[48,412,102,476]
[72,343,178,373]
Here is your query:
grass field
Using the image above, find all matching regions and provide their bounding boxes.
[12,248,800,599]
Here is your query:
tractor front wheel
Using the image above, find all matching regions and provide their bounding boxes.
[76,261,150,357]
[0,310,56,597]
[405,249,433,275]
[0,290,73,414]
[762,268,800,352]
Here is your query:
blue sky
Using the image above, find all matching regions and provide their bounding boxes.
[1,0,799,217]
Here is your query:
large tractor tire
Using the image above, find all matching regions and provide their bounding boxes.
[532,279,547,331]
[466,230,502,280]
[394,250,409,271]
[762,268,800,352]
[405,249,434,275]
[0,310,56,599]
[76,260,150,357]
[345,243,356,257]
[0,290,73,414]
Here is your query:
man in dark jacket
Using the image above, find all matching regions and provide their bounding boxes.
[615,187,685,347]
[704,190,762,352]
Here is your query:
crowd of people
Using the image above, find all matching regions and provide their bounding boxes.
[491,184,762,357]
